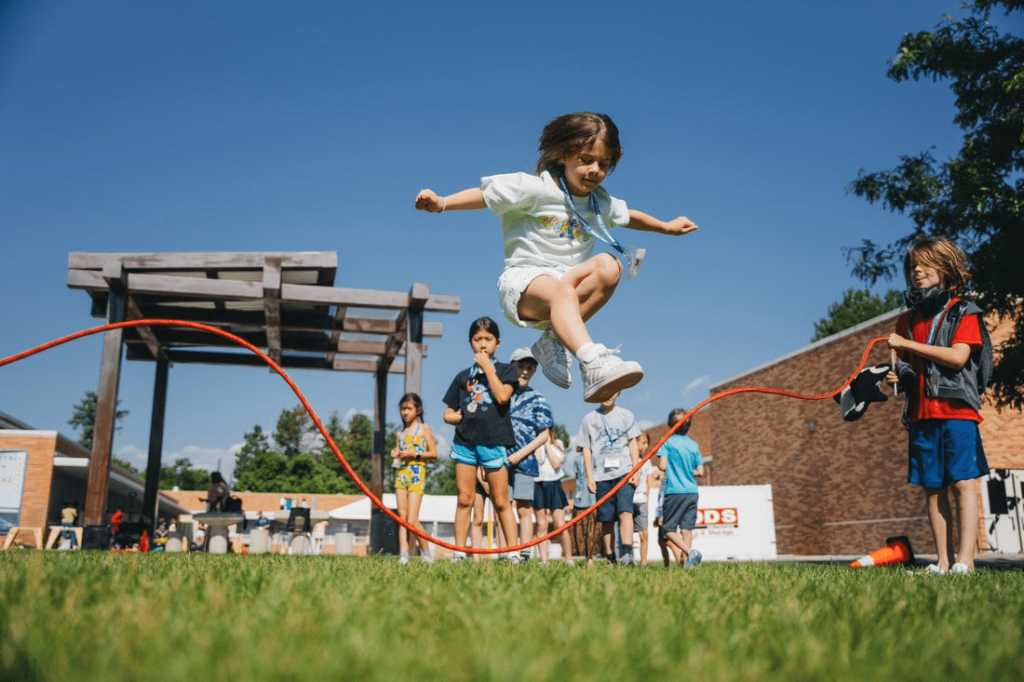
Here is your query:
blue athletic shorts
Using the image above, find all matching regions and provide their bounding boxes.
[596,475,636,522]
[662,493,698,532]
[451,443,508,470]
[908,419,989,489]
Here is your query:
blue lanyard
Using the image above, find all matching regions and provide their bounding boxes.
[557,174,627,255]
[925,300,954,345]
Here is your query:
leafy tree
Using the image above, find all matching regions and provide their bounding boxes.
[274,405,310,458]
[233,408,391,494]
[846,0,1024,408]
[233,425,284,492]
[812,289,904,341]
[159,458,211,490]
[68,390,129,451]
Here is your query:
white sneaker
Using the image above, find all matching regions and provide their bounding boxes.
[950,562,972,575]
[581,344,644,403]
[532,328,572,389]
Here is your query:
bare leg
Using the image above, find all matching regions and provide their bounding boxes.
[471,489,485,560]
[665,529,693,565]
[618,510,634,559]
[551,508,572,560]
[406,491,430,555]
[926,488,955,570]
[952,479,980,568]
[517,500,534,556]
[638,529,649,568]
[454,463,477,550]
[396,488,410,555]
[517,254,622,355]
[485,467,520,553]
[536,508,551,562]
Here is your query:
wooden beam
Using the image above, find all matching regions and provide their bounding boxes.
[69,251,338,271]
[85,276,126,526]
[125,296,169,362]
[263,258,283,365]
[280,282,460,313]
[142,359,169,531]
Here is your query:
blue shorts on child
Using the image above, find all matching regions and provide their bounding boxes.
[908,419,989,489]
[596,475,636,522]
[451,443,508,470]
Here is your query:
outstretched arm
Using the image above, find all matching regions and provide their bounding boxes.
[626,209,698,236]
[415,188,486,213]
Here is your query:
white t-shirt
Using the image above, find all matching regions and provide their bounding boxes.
[535,442,565,482]
[633,460,653,504]
[481,171,630,272]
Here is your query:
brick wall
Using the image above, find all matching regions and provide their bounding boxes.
[708,311,1023,556]
[0,431,58,547]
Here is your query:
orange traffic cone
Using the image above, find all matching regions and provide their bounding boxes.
[850,536,915,568]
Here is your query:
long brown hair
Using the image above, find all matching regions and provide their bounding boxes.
[903,236,971,296]
[535,112,623,176]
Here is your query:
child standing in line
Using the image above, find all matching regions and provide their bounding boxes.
[579,391,642,565]
[659,408,705,569]
[632,432,653,568]
[391,392,437,565]
[886,236,993,575]
[443,317,523,563]
[534,438,574,565]
[416,112,698,403]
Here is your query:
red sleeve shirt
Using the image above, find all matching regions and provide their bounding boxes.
[896,301,984,423]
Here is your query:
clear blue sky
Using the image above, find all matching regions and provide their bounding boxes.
[0,0,977,479]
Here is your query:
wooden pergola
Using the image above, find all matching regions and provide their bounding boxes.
[67,252,460,528]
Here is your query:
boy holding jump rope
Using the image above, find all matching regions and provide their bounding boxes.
[885,236,993,575]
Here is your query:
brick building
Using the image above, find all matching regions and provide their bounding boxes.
[704,309,1022,556]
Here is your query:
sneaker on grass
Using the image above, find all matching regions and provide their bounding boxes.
[532,328,572,389]
[684,549,702,569]
[580,344,643,403]
[950,562,972,575]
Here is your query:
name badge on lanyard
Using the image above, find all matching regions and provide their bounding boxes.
[558,175,645,279]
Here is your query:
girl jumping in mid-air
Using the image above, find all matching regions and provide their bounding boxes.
[443,316,522,562]
[416,112,698,403]
[391,392,437,565]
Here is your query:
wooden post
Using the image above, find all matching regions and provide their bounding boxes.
[84,269,126,526]
[142,358,169,530]
[404,283,427,397]
[371,367,387,498]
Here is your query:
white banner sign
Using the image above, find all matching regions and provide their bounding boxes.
[644,484,776,562]
[0,450,28,513]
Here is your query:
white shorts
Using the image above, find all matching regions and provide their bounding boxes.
[497,265,569,329]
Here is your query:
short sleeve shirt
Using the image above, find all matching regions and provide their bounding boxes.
[443,362,518,448]
[576,406,642,482]
[661,434,703,495]
[509,384,554,477]
[896,303,984,423]
[481,171,630,271]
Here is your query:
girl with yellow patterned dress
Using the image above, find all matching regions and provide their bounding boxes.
[391,393,437,564]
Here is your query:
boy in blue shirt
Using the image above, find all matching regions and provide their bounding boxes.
[658,408,705,568]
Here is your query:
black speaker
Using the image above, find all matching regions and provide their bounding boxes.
[369,507,399,555]
[988,478,1009,515]
[81,525,111,551]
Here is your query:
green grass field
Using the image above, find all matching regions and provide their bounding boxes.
[1,552,1021,682]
